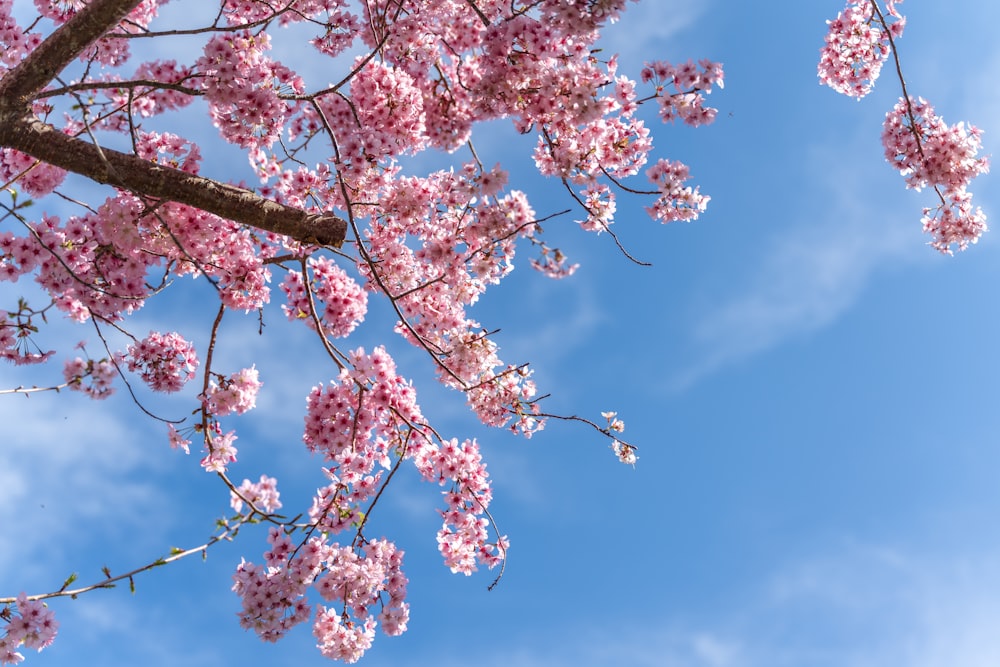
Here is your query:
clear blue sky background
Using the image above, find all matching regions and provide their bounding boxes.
[3,1,1000,666]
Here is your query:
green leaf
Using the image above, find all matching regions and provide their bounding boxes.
[59,572,78,592]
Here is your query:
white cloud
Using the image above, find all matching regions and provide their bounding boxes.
[0,393,169,585]
[411,539,1000,667]
[495,278,605,371]
[667,142,926,391]
[599,0,710,71]
[752,541,1000,667]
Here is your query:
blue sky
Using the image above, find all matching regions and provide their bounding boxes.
[3,1,1000,666]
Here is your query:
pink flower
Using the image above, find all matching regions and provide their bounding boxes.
[231,474,281,514]
[645,159,710,223]
[63,356,116,399]
[0,148,67,197]
[200,429,238,473]
[642,58,724,126]
[612,440,638,466]
[204,366,262,417]
[167,424,191,455]
[818,0,905,98]
[280,258,367,338]
[125,331,198,393]
[0,593,58,664]
[882,97,990,252]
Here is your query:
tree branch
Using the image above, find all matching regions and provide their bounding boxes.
[0,0,142,104]
[0,115,347,245]
[0,0,348,247]
[0,517,244,604]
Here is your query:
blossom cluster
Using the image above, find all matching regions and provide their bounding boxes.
[204,367,262,417]
[232,527,408,664]
[231,474,281,514]
[0,0,42,69]
[232,528,323,643]
[302,346,505,575]
[0,0,734,662]
[0,189,271,325]
[63,355,116,399]
[280,258,367,338]
[412,437,507,574]
[641,59,725,127]
[0,595,58,666]
[819,1,989,251]
[0,306,52,365]
[119,60,196,118]
[359,171,544,435]
[645,159,711,224]
[818,0,905,98]
[882,97,990,253]
[125,331,198,393]
[200,426,239,473]
[313,539,408,660]
[196,31,304,150]
[0,148,66,197]
[303,347,421,476]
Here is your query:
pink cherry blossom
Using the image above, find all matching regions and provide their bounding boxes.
[200,427,238,473]
[0,307,53,365]
[0,149,66,197]
[204,366,262,417]
[0,594,58,665]
[231,474,281,514]
[63,355,116,399]
[645,158,710,224]
[125,331,198,393]
[167,424,191,455]
[642,59,724,127]
[280,258,367,337]
[612,440,638,466]
[818,0,906,98]
[882,96,990,253]
[1,1,991,664]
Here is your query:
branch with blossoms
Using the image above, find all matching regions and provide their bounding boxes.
[0,0,347,247]
[0,512,255,664]
[819,0,989,253]
[7,0,986,664]
[0,0,710,658]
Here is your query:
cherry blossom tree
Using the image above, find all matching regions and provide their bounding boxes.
[0,0,988,663]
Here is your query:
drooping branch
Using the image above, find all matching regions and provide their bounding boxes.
[0,0,347,247]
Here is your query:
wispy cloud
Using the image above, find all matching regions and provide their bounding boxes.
[0,394,168,587]
[406,539,1000,667]
[667,143,926,391]
[753,541,1000,667]
[413,624,745,667]
[598,0,711,70]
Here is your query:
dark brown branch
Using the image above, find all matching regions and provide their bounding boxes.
[0,0,347,247]
[0,115,347,246]
[0,0,142,105]
[36,77,203,100]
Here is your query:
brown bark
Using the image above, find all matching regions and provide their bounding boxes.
[0,0,347,247]
[0,0,142,104]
